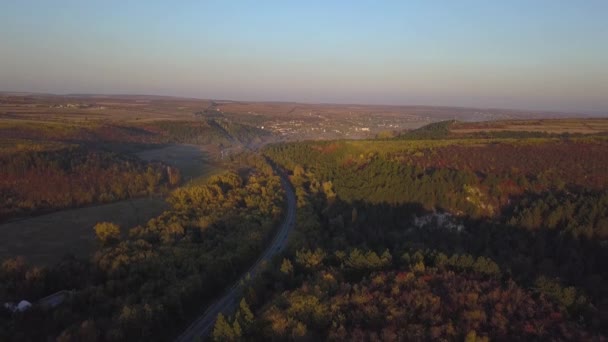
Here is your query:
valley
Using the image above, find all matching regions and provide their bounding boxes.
[0,94,607,341]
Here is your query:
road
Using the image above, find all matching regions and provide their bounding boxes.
[175,167,296,342]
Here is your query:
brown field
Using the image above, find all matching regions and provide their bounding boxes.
[0,92,587,124]
[451,118,608,134]
[0,93,210,122]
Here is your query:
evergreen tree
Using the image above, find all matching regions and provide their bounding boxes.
[212,313,234,342]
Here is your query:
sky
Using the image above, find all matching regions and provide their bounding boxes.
[1,1,607,113]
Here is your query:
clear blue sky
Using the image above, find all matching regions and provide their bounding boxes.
[1,1,607,113]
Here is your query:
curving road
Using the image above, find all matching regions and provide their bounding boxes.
[175,167,296,342]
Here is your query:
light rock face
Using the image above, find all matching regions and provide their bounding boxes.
[413,212,464,232]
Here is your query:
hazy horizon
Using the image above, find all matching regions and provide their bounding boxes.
[1,1,607,114]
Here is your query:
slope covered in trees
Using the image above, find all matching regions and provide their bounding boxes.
[244,135,608,340]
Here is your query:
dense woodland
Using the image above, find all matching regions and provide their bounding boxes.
[230,135,608,341]
[0,147,180,222]
[0,154,285,341]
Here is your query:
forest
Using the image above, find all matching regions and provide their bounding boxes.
[226,134,608,341]
[0,146,180,222]
[0,115,270,221]
[0,154,285,341]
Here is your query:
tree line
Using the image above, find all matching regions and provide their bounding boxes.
[0,146,180,222]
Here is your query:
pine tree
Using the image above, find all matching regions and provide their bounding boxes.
[232,320,242,339]
[238,299,254,324]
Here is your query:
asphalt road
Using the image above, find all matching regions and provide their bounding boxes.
[175,168,296,342]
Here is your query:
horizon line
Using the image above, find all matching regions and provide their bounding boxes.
[0,89,605,117]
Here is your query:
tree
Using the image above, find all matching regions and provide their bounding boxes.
[232,320,242,339]
[237,298,254,325]
[94,222,121,246]
[293,165,305,177]
[280,258,294,275]
[212,313,235,341]
[295,248,326,270]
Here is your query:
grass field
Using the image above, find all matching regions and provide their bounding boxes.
[0,197,167,265]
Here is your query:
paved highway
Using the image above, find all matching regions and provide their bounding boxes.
[175,167,296,342]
